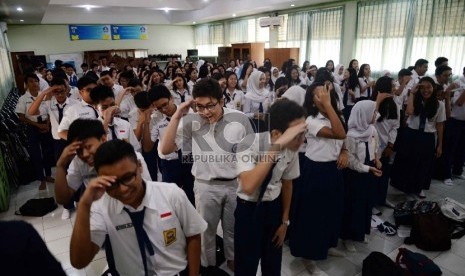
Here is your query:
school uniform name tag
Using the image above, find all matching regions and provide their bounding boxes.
[163,228,176,246]
[116,223,133,231]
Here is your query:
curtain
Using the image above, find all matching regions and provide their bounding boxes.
[356,0,465,75]
[279,12,310,64]
[194,23,224,56]
[229,19,249,44]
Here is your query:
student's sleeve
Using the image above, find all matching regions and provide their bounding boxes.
[307,117,325,137]
[236,133,258,175]
[172,186,207,237]
[346,137,370,173]
[150,122,159,143]
[355,87,361,99]
[136,152,152,181]
[174,117,193,154]
[388,108,401,144]
[128,125,141,152]
[282,152,300,180]
[436,101,446,123]
[89,201,108,248]
[66,158,84,191]
[58,107,74,132]
[15,96,26,114]
[243,97,255,119]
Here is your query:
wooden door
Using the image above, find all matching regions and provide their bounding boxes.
[10,51,35,94]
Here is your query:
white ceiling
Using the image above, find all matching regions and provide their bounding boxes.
[0,0,335,25]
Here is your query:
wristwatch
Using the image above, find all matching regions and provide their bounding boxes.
[282,220,290,227]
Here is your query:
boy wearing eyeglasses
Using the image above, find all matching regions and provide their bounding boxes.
[70,140,207,275]
[55,119,151,214]
[160,78,254,274]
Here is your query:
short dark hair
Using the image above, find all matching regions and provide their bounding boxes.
[192,78,222,101]
[414,59,428,68]
[90,85,115,103]
[119,70,135,81]
[63,63,74,69]
[24,73,39,84]
[398,68,413,77]
[435,65,452,76]
[148,85,171,102]
[54,60,63,67]
[81,63,88,68]
[52,69,68,81]
[128,78,142,88]
[94,140,138,173]
[211,72,224,81]
[68,119,106,144]
[315,67,334,83]
[434,57,448,67]
[100,71,111,78]
[50,77,66,87]
[267,99,306,133]
[77,76,97,90]
[134,92,151,109]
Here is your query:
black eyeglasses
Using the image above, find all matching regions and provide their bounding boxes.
[107,168,138,191]
[195,101,219,112]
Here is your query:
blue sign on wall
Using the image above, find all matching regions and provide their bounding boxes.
[69,25,111,41]
[111,25,148,40]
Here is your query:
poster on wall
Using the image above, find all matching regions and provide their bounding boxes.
[68,25,111,41]
[48,53,84,74]
[111,25,148,40]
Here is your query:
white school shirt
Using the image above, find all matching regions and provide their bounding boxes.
[333,82,345,111]
[119,95,136,119]
[305,113,344,162]
[174,108,252,181]
[15,91,49,122]
[187,80,195,94]
[451,90,465,121]
[89,181,207,276]
[67,152,151,191]
[405,70,423,92]
[236,132,300,202]
[224,89,245,111]
[344,86,359,106]
[128,108,139,131]
[106,117,141,152]
[358,77,374,98]
[58,100,100,132]
[112,84,124,100]
[39,97,78,140]
[171,90,193,106]
[243,94,272,119]
[68,87,81,102]
[151,115,179,160]
[38,76,49,92]
[394,81,409,107]
[374,107,400,153]
[406,101,446,133]
[346,131,379,173]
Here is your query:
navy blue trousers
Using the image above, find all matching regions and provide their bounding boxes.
[443,118,465,178]
[26,125,54,181]
[234,197,282,276]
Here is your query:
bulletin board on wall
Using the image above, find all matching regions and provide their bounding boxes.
[48,53,84,74]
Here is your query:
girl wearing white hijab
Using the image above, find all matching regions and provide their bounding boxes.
[196,59,205,72]
[333,64,345,84]
[243,71,270,131]
[341,100,382,252]
[271,67,279,85]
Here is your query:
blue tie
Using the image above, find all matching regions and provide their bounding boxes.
[258,102,264,113]
[56,103,66,124]
[365,79,371,98]
[109,125,118,140]
[123,207,154,276]
[418,108,427,132]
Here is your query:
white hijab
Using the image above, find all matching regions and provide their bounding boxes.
[281,85,306,106]
[196,60,205,72]
[347,100,377,142]
[271,67,279,84]
[333,64,344,84]
[245,71,269,102]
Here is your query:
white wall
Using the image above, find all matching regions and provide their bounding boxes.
[7,24,195,58]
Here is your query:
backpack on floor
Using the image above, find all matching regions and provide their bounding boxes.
[439,197,465,223]
[405,214,451,251]
[394,200,440,226]
[362,251,405,276]
[15,197,57,217]
[395,248,442,276]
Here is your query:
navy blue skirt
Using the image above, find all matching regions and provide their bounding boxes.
[390,128,435,194]
[290,158,344,260]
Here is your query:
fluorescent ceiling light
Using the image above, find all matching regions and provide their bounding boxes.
[17,7,23,12]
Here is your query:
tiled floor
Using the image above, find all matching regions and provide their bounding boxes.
[1,176,465,276]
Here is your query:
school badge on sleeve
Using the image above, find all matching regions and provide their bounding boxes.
[163,228,177,246]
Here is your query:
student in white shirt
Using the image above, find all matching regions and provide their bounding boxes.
[357,64,376,101]
[244,71,271,132]
[160,78,254,273]
[186,68,198,93]
[235,99,306,275]
[171,75,193,105]
[433,65,453,119]
[100,71,124,100]
[58,77,99,140]
[406,59,429,91]
[341,100,382,252]
[15,73,55,190]
[348,59,359,75]
[290,82,348,274]
[223,71,245,111]
[98,56,110,73]
[391,77,446,198]
[341,68,361,123]
[372,77,400,210]
[116,78,142,121]
[55,119,151,210]
[333,64,345,84]
[239,62,254,91]
[286,65,303,87]
[89,85,141,152]
[69,139,205,275]
[64,63,78,88]
[271,67,280,85]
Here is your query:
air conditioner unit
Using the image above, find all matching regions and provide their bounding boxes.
[259,16,283,28]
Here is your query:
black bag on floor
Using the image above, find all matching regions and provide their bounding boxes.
[394,200,440,226]
[395,248,442,275]
[405,213,451,251]
[15,197,57,217]
[362,251,404,276]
